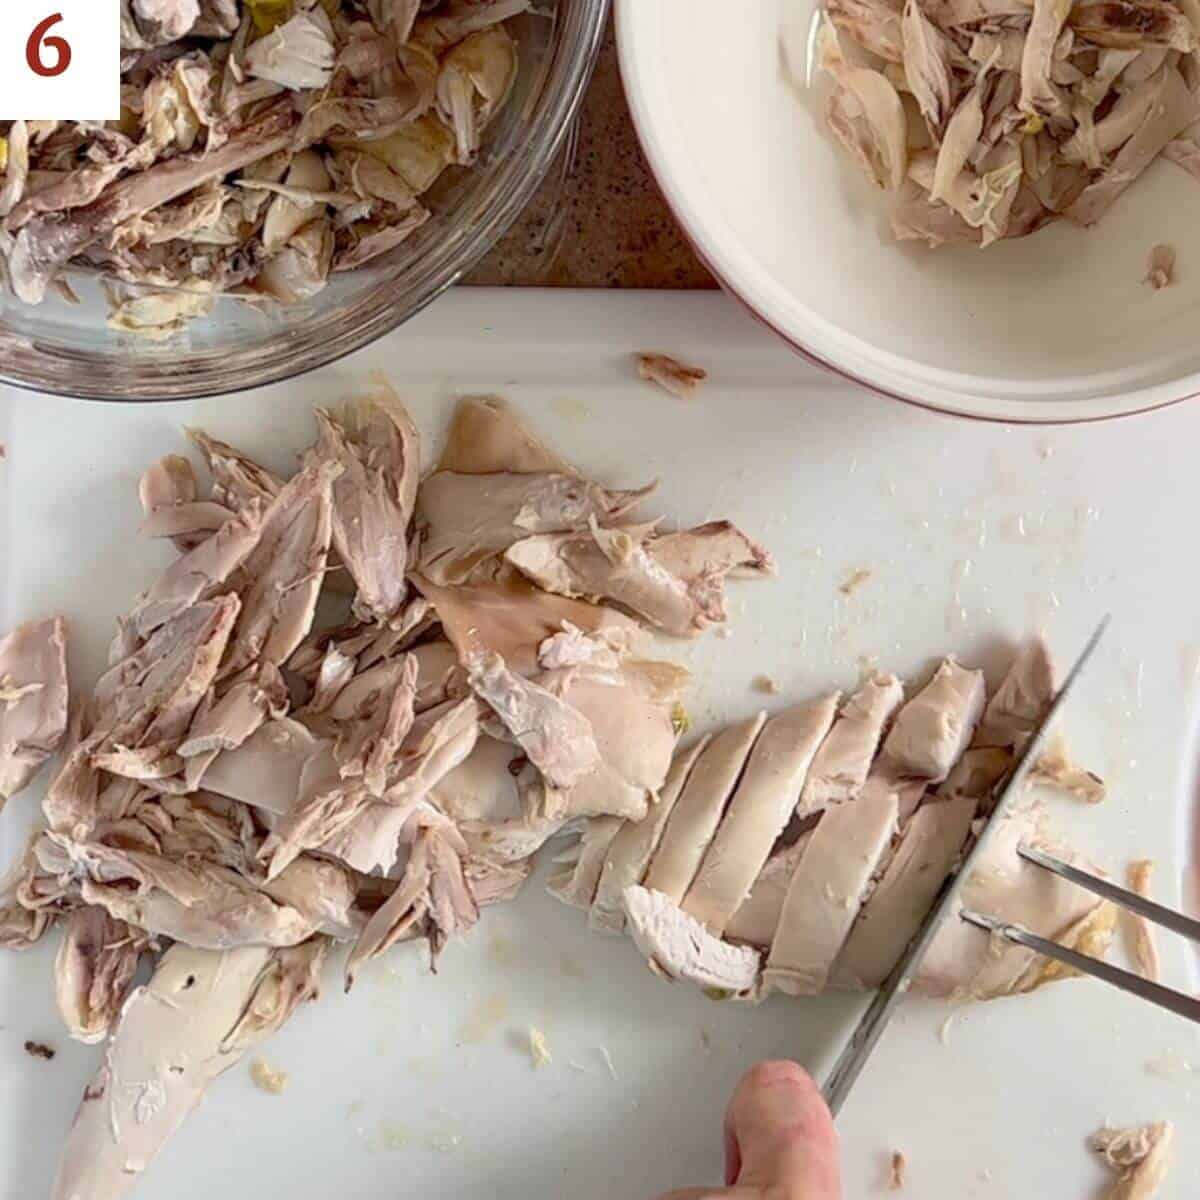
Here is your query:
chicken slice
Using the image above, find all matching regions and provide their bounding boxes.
[589,735,712,935]
[622,885,762,997]
[91,595,240,772]
[683,695,840,935]
[52,939,325,1200]
[138,455,208,553]
[55,907,152,1044]
[200,717,334,817]
[976,637,1055,749]
[437,394,573,475]
[126,504,265,641]
[432,733,525,825]
[725,833,813,949]
[547,816,624,909]
[344,823,477,986]
[221,460,339,677]
[0,615,69,807]
[537,659,687,823]
[416,469,655,584]
[879,658,986,783]
[176,661,290,791]
[764,785,900,996]
[797,674,904,820]
[916,799,1113,998]
[506,518,772,637]
[830,794,977,989]
[413,575,640,677]
[643,713,766,903]
[303,653,419,793]
[308,391,420,623]
[186,429,283,513]
[38,833,327,950]
[466,652,600,790]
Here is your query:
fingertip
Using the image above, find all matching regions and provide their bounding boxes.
[726,1059,840,1197]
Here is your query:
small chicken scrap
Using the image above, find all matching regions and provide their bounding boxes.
[0,385,772,1200]
[0,0,526,336]
[557,637,1117,1007]
[1090,1121,1174,1200]
[819,0,1200,247]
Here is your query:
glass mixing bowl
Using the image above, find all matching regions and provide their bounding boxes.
[0,1,608,402]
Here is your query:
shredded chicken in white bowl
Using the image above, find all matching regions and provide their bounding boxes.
[619,0,1200,420]
[818,0,1200,247]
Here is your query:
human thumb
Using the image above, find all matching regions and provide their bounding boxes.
[723,1061,841,1198]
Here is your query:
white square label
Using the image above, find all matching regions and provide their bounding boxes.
[2,1,120,121]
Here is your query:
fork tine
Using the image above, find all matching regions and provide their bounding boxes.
[1018,845,1200,944]
[960,910,1200,1025]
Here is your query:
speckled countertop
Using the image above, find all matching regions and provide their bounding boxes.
[466,23,714,289]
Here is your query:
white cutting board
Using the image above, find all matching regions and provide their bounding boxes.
[1,290,1197,1200]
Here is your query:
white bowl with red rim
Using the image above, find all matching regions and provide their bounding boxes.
[616,0,1200,422]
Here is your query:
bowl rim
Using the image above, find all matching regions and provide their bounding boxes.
[0,0,611,404]
[614,0,1200,425]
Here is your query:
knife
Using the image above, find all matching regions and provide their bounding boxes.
[821,616,1110,1116]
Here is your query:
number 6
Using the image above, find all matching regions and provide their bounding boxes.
[27,13,72,78]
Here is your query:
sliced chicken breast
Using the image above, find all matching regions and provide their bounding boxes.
[976,636,1055,748]
[725,832,813,949]
[796,674,903,819]
[764,784,899,996]
[830,794,977,989]
[642,713,766,903]
[683,694,839,934]
[547,817,624,909]
[879,657,986,782]
[622,885,762,997]
[589,735,711,934]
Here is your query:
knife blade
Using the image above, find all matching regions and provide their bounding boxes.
[821,616,1110,1115]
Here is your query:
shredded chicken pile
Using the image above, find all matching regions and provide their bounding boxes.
[0,386,1133,1196]
[0,0,526,338]
[0,384,775,1197]
[818,0,1200,246]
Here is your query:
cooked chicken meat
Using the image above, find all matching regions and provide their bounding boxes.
[916,797,1113,998]
[416,469,656,585]
[53,939,325,1200]
[1,3,528,331]
[683,695,839,935]
[589,735,712,934]
[879,657,986,783]
[0,616,69,807]
[643,713,766,903]
[820,0,1200,244]
[1090,1121,1174,1200]
[797,674,903,819]
[724,833,813,949]
[55,907,152,1045]
[308,390,420,624]
[763,782,900,996]
[505,518,772,637]
[623,885,762,997]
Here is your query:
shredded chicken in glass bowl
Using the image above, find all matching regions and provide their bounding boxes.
[0,0,607,401]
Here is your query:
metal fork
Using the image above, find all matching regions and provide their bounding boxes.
[962,846,1200,1025]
